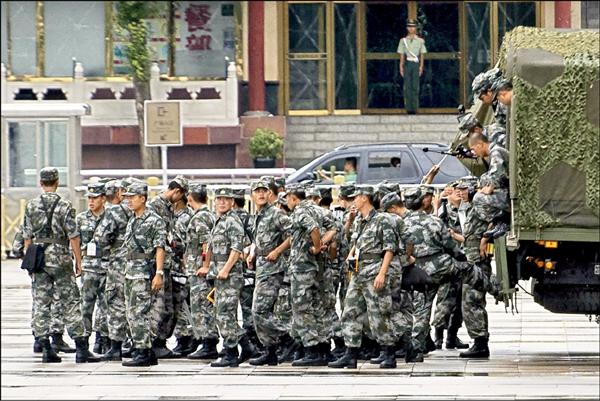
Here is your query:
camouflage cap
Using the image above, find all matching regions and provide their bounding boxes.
[104,179,122,196]
[485,68,503,84]
[189,183,207,195]
[457,112,480,133]
[274,177,286,189]
[456,175,479,189]
[350,185,375,197]
[40,167,59,181]
[306,186,321,198]
[319,187,332,199]
[122,177,143,187]
[471,72,492,96]
[403,187,424,201]
[377,181,400,196]
[381,192,402,211]
[448,180,460,188]
[491,77,511,93]
[339,183,356,199]
[233,188,246,199]
[277,192,288,205]
[259,175,275,185]
[85,182,106,198]
[251,179,270,192]
[214,187,234,198]
[123,182,148,196]
[170,175,189,194]
[419,185,435,195]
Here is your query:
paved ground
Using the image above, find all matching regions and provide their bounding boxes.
[1,259,598,400]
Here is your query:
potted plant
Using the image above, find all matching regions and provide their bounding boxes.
[249,128,284,168]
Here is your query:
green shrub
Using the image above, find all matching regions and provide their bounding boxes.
[249,128,284,159]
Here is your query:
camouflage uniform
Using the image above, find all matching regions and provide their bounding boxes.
[76,205,109,338]
[94,200,132,342]
[342,204,397,348]
[403,209,465,353]
[122,203,167,350]
[184,205,218,340]
[208,205,246,349]
[251,200,292,347]
[22,190,85,340]
[233,202,256,342]
[171,206,193,339]
[471,143,510,223]
[146,194,175,343]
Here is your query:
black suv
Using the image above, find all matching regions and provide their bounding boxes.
[286,143,470,185]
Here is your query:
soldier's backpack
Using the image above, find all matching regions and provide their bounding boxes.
[21,197,60,274]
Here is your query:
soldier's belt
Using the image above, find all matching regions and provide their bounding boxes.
[213,254,229,262]
[126,252,154,260]
[35,237,69,247]
[415,252,442,262]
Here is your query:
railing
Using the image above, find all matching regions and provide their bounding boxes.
[1,61,238,127]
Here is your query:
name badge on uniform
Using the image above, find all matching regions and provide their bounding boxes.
[87,242,97,257]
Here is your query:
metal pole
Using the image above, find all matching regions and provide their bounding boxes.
[161,145,168,186]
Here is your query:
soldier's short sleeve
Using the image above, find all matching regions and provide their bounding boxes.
[276,211,293,238]
[322,212,337,232]
[228,216,245,253]
[151,216,167,250]
[64,203,80,239]
[298,211,319,235]
[93,208,116,247]
[196,213,213,245]
[22,202,34,240]
[379,215,397,253]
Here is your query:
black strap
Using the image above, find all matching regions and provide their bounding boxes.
[37,196,61,241]
[130,214,151,254]
[243,213,254,243]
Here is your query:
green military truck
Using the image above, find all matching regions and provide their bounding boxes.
[488,27,599,319]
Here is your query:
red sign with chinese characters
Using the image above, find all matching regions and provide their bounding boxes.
[185,4,212,51]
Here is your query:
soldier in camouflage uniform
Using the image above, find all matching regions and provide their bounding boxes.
[121,182,167,367]
[76,182,110,355]
[493,78,512,107]
[169,194,193,357]
[146,175,188,358]
[247,179,292,366]
[431,183,469,350]
[185,185,219,360]
[329,186,398,369]
[232,188,260,351]
[95,179,133,361]
[22,167,100,363]
[471,69,508,148]
[402,187,467,362]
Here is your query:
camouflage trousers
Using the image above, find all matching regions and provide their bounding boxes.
[189,275,218,340]
[31,282,65,335]
[215,274,245,349]
[124,277,154,349]
[411,287,438,353]
[472,189,509,223]
[321,267,342,339]
[105,264,129,341]
[252,272,288,347]
[172,277,192,338]
[431,278,463,331]
[150,269,174,341]
[31,265,85,339]
[462,259,491,339]
[274,280,293,335]
[341,268,395,348]
[240,274,255,336]
[291,269,326,347]
[80,270,108,337]
[389,268,413,341]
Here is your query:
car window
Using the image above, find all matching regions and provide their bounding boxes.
[365,150,419,182]
[313,154,360,184]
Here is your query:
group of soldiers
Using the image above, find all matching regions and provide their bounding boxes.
[16,66,511,369]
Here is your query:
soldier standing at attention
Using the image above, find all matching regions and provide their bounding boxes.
[397,18,427,114]
[185,185,219,360]
[121,182,167,367]
[329,186,397,369]
[247,179,292,366]
[95,179,133,361]
[22,167,100,363]
[76,182,110,356]
[199,188,256,367]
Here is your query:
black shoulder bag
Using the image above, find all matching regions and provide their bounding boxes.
[21,197,60,274]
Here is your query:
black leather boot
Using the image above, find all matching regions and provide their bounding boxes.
[249,345,278,366]
[152,338,174,359]
[434,327,444,350]
[459,336,490,358]
[122,348,153,367]
[171,336,191,358]
[331,336,346,358]
[369,350,385,364]
[188,337,219,360]
[320,342,335,362]
[40,337,61,363]
[424,333,437,354]
[101,340,123,361]
[278,338,301,363]
[210,347,239,367]
[328,346,358,369]
[121,337,134,358]
[51,333,76,353]
[446,327,469,349]
[182,337,202,356]
[292,345,326,367]
[379,345,397,369]
[404,339,424,363]
[93,332,104,354]
[292,343,305,363]
[75,337,101,363]
[33,336,42,353]
[238,335,258,364]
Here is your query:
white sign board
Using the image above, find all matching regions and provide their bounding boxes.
[144,101,183,147]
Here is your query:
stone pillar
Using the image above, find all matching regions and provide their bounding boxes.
[555,1,571,28]
[247,0,266,113]
[150,62,161,100]
[226,62,239,123]
[72,62,85,102]
[1,63,6,104]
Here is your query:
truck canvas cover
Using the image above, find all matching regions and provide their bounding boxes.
[501,27,599,230]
